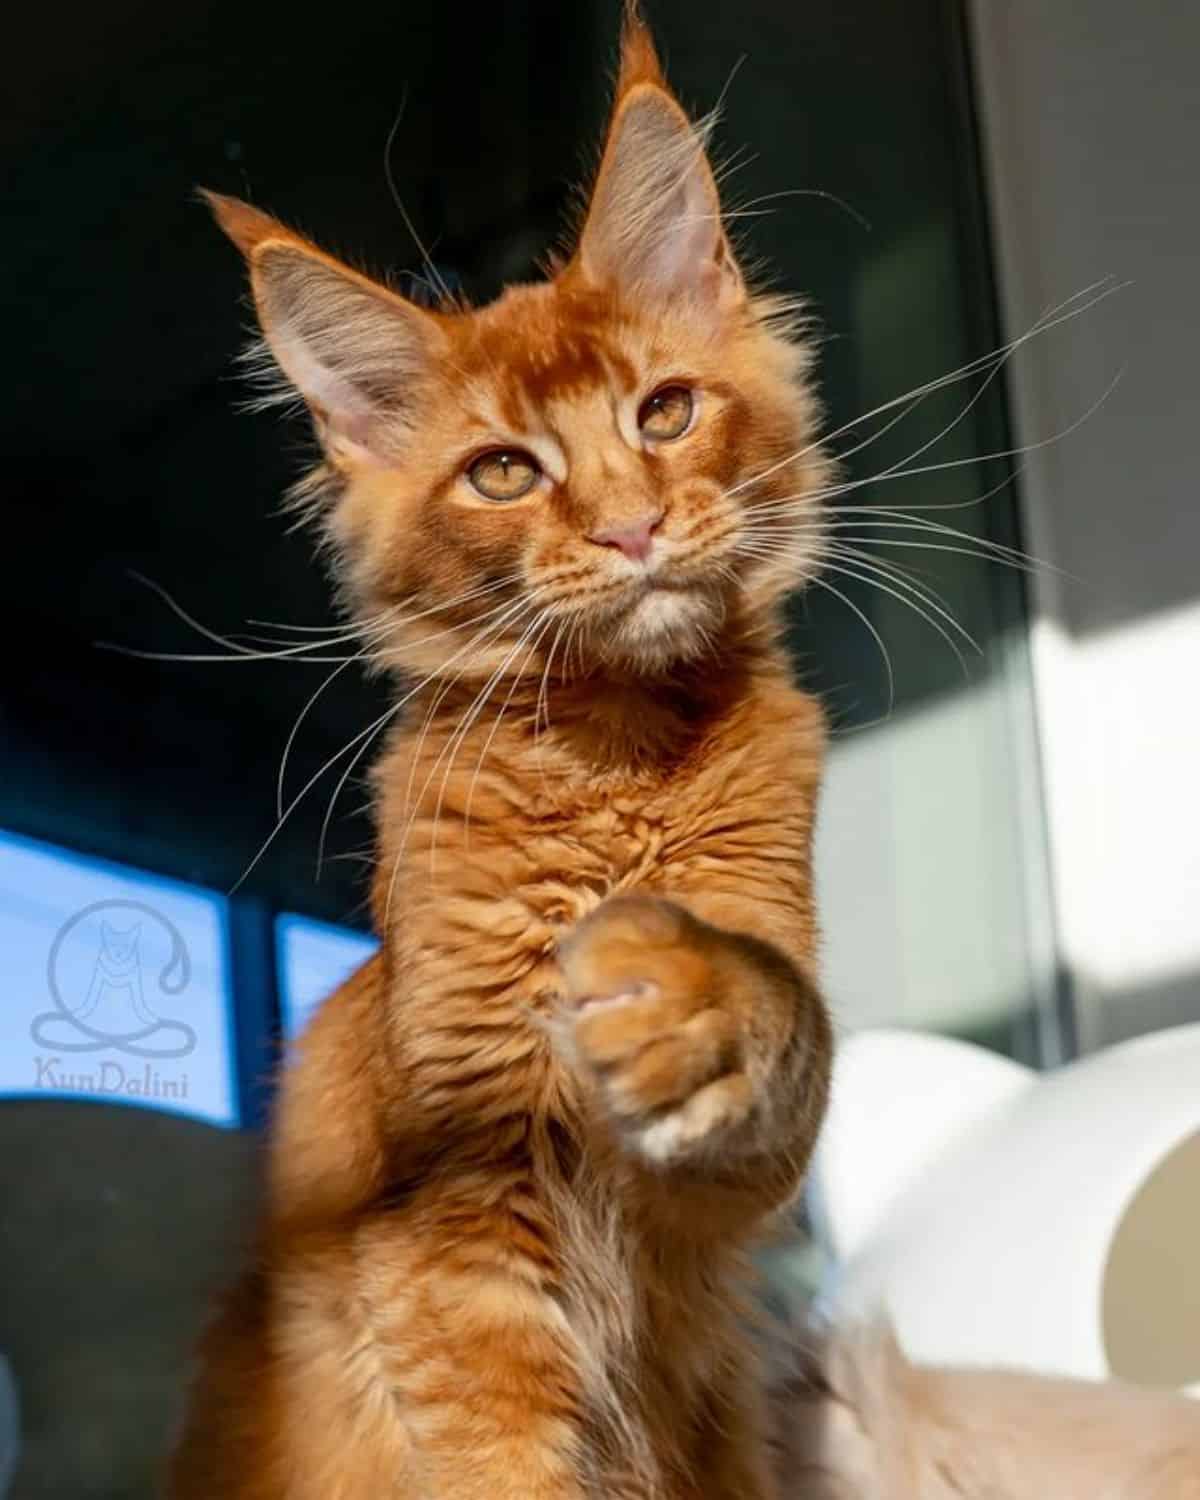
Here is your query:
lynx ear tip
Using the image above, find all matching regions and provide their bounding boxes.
[197,187,289,258]
[617,1,667,93]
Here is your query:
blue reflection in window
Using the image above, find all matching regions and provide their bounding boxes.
[0,831,237,1127]
[275,914,378,1041]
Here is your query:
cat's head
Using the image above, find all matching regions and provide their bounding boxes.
[207,14,828,680]
[100,921,140,963]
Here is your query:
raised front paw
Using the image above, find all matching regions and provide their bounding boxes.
[556,895,756,1165]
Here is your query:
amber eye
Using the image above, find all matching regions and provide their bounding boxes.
[466,449,540,502]
[637,384,694,441]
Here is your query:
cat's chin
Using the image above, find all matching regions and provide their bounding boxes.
[596,584,726,675]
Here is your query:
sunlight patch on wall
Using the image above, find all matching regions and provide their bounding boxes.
[1031,600,1200,1005]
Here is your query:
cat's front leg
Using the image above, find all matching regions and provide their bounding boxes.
[557,894,830,1201]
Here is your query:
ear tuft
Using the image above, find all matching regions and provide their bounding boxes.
[574,17,742,313]
[203,192,443,463]
[199,189,296,258]
[616,3,666,94]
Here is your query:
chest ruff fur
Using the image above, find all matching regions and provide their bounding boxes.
[166,665,827,1498]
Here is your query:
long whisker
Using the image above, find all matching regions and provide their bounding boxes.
[384,86,457,308]
[824,541,963,623]
[819,548,979,665]
[316,593,544,879]
[287,589,530,833]
[725,277,1123,502]
[277,652,364,820]
[233,593,535,893]
[533,613,571,794]
[101,645,371,665]
[395,593,538,845]
[740,522,981,655]
[247,573,522,638]
[370,594,544,871]
[244,607,396,640]
[820,508,1059,572]
[103,572,525,665]
[739,463,1043,577]
[744,365,1123,545]
[536,615,566,741]
[806,574,896,716]
[464,612,558,841]
[822,524,1052,578]
[244,618,384,638]
[731,186,872,234]
[232,700,404,894]
[822,272,1062,501]
[749,511,1036,576]
[100,572,370,663]
[390,595,546,893]
[815,466,1025,515]
[421,606,551,877]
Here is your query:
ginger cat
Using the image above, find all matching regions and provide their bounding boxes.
[170,14,833,1498]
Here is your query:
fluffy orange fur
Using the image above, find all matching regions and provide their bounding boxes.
[170,14,833,1497]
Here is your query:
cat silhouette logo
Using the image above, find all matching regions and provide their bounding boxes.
[33,900,197,1059]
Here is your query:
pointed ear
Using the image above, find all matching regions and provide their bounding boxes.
[201,191,443,462]
[575,15,742,312]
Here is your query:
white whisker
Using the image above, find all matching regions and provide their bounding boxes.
[103,573,367,663]
[820,547,979,665]
[382,595,546,926]
[464,613,558,840]
[310,593,538,872]
[807,574,895,715]
[826,527,1049,578]
[423,607,551,874]
[725,277,1124,502]
[231,699,403,894]
[383,87,458,308]
[744,364,1122,556]
[277,652,365,821]
[232,592,536,894]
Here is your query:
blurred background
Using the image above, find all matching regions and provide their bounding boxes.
[2,0,1196,1492]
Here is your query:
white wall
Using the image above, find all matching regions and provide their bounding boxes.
[817,674,1048,1049]
[968,1,1200,1047]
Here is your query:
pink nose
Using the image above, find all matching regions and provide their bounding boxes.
[588,513,661,562]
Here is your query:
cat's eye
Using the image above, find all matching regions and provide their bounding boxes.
[637,384,694,441]
[466,449,540,502]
